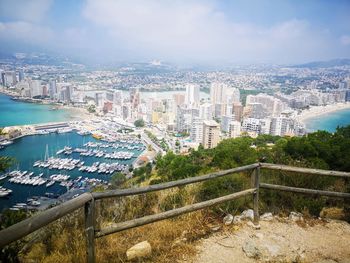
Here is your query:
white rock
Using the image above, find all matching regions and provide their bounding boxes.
[247,221,261,230]
[233,215,242,224]
[289,212,303,222]
[254,233,264,240]
[241,209,254,221]
[242,241,261,258]
[260,212,273,221]
[223,214,234,225]
[126,241,152,261]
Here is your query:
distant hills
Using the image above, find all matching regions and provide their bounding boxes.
[291,58,350,68]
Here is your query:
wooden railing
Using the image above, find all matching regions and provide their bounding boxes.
[0,163,349,263]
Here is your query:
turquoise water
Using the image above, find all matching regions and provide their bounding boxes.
[0,132,143,211]
[0,94,73,127]
[306,108,350,132]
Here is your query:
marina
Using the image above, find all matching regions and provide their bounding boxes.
[0,130,145,211]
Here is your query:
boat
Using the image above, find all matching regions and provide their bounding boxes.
[46,181,55,187]
[92,134,102,140]
[0,174,7,181]
[0,140,13,146]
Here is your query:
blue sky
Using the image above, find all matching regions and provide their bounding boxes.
[0,0,349,65]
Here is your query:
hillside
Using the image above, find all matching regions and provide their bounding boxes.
[190,215,350,263]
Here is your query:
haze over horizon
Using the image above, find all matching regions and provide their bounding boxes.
[0,0,350,66]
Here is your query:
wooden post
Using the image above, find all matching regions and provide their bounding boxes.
[85,199,96,263]
[252,166,260,226]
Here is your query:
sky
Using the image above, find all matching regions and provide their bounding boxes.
[0,0,349,65]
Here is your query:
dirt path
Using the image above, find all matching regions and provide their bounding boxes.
[188,218,350,263]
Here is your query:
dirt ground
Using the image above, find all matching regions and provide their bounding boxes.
[187,217,350,263]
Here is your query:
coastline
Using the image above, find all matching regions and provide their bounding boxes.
[0,89,93,122]
[296,103,350,125]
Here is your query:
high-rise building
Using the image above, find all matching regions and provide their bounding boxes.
[113,90,123,106]
[49,80,57,99]
[270,117,291,136]
[30,80,42,97]
[173,93,185,107]
[242,118,261,134]
[202,120,220,149]
[199,103,213,120]
[228,121,241,138]
[95,92,105,107]
[190,118,203,143]
[176,106,199,133]
[221,115,235,133]
[232,102,243,122]
[210,82,227,104]
[1,71,17,87]
[18,69,25,81]
[130,87,140,109]
[185,84,200,105]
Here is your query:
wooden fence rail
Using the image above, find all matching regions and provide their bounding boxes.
[0,162,349,263]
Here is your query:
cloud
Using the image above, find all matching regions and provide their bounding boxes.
[0,21,54,45]
[82,0,346,64]
[0,0,53,23]
[340,35,350,46]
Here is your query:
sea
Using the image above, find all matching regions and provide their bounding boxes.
[0,93,75,127]
[0,132,144,211]
[305,108,350,132]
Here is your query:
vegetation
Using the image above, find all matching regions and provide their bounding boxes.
[145,130,169,151]
[134,119,145,127]
[87,104,96,113]
[4,126,350,262]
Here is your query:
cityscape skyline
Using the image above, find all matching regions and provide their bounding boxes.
[0,0,350,65]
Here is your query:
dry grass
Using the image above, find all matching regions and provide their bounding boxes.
[96,211,217,263]
[20,185,226,263]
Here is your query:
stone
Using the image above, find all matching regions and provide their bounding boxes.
[260,212,273,221]
[126,241,152,261]
[254,233,264,240]
[223,214,234,225]
[264,244,281,257]
[242,241,261,258]
[241,209,254,221]
[209,224,221,232]
[289,212,303,222]
[233,215,242,224]
[247,221,261,229]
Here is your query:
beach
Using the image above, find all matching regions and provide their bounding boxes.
[296,103,350,125]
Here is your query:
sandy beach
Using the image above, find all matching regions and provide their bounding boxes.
[60,105,94,120]
[297,102,350,125]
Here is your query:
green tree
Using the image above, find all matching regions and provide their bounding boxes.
[134,119,145,127]
[110,172,125,187]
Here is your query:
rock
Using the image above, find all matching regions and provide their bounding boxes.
[320,207,345,220]
[289,212,303,222]
[260,212,273,221]
[126,241,152,261]
[242,241,261,258]
[254,233,264,239]
[241,209,254,221]
[316,260,338,263]
[209,224,221,232]
[233,215,242,224]
[264,244,281,257]
[223,214,234,225]
[247,221,261,229]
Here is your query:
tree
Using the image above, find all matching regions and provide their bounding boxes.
[0,157,12,173]
[87,104,96,113]
[110,172,125,187]
[134,119,145,127]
